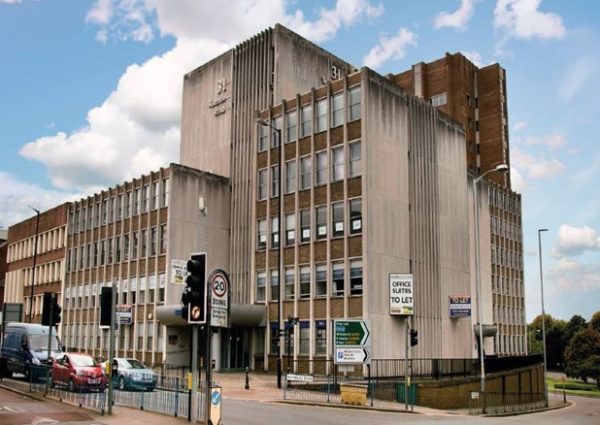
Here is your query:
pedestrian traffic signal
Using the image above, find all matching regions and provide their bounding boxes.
[52,297,61,325]
[181,253,206,324]
[42,292,62,326]
[410,329,418,347]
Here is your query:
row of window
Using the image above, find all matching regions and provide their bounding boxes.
[494,303,525,325]
[494,334,526,356]
[258,86,361,151]
[258,141,361,200]
[491,216,521,242]
[67,225,167,271]
[256,259,363,302]
[493,274,524,298]
[491,245,522,271]
[8,227,66,262]
[63,322,164,354]
[258,198,361,250]
[69,178,170,234]
[488,186,520,214]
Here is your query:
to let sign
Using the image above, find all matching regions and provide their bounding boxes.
[390,273,414,315]
[449,295,471,318]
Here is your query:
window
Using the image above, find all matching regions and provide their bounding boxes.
[285,160,296,193]
[95,202,100,226]
[299,322,310,355]
[256,272,266,302]
[257,219,267,250]
[271,165,279,197]
[315,264,327,297]
[258,125,268,152]
[331,92,344,127]
[270,322,280,354]
[332,262,344,296]
[332,146,344,181]
[349,198,362,234]
[92,242,98,267]
[132,231,138,259]
[107,238,113,264]
[285,267,295,300]
[270,270,279,301]
[258,169,268,200]
[430,92,447,107]
[350,260,363,295]
[349,141,361,177]
[300,209,310,243]
[316,98,327,132]
[299,266,310,298]
[315,321,327,355]
[286,110,297,143]
[86,244,92,268]
[124,192,131,218]
[285,213,295,246]
[160,224,167,254]
[152,181,159,210]
[316,151,327,185]
[142,185,149,213]
[349,86,361,121]
[332,202,344,237]
[301,104,312,137]
[115,236,121,263]
[102,200,108,224]
[162,178,170,207]
[150,227,157,256]
[272,116,282,147]
[271,216,279,248]
[88,205,93,229]
[141,229,147,258]
[123,235,130,261]
[300,156,311,190]
[316,206,327,240]
[108,198,114,222]
[117,195,123,220]
[133,189,140,215]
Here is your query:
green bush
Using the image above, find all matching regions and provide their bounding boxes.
[554,382,594,391]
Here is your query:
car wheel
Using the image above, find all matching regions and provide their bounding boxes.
[68,378,77,393]
[118,376,126,391]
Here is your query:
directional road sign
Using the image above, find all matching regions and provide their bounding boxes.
[335,347,371,364]
[334,320,371,347]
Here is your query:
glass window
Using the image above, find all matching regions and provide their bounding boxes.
[300,156,311,190]
[350,198,362,234]
[115,236,121,263]
[300,209,310,243]
[152,181,159,210]
[150,226,157,256]
[286,110,297,143]
[315,321,327,355]
[316,151,327,185]
[301,104,312,137]
[285,160,296,193]
[270,322,279,354]
[285,213,295,246]
[102,200,108,224]
[141,229,147,258]
[332,202,344,237]
[331,92,344,127]
[271,216,279,249]
[332,146,344,182]
[257,169,268,200]
[349,86,361,121]
[143,185,150,213]
[350,260,363,295]
[132,231,138,259]
[316,98,327,132]
[315,264,327,297]
[124,193,130,218]
[116,195,122,220]
[258,124,268,152]
[257,219,267,250]
[271,165,279,198]
[123,235,129,261]
[135,189,141,215]
[270,269,279,301]
[162,178,170,208]
[160,224,167,254]
[95,202,100,226]
[299,323,310,355]
[299,266,310,298]
[316,206,327,240]
[256,272,266,302]
[272,116,282,147]
[285,267,295,300]
[430,92,447,107]
[349,141,361,177]
[332,262,344,296]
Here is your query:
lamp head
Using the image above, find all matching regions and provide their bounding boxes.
[255,118,268,127]
[495,164,509,173]
[539,228,549,233]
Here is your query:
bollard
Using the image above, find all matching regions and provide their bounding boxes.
[245,367,250,390]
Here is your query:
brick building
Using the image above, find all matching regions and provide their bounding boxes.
[0,229,8,307]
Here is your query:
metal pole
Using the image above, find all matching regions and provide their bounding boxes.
[473,178,486,411]
[287,317,291,374]
[538,228,549,407]
[277,127,283,389]
[404,321,408,410]
[190,325,198,423]
[205,323,212,425]
[28,207,40,323]
[108,283,116,414]
[45,294,54,394]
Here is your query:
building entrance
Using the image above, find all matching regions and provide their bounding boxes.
[220,327,249,370]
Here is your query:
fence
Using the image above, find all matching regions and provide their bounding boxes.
[468,392,546,415]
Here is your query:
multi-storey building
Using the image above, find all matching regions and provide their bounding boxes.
[0,229,8,306]
[4,205,69,323]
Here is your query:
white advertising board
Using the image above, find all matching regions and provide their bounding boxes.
[389,273,414,315]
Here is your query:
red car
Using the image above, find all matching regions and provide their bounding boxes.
[50,353,107,392]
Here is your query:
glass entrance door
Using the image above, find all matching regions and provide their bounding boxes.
[220,327,249,370]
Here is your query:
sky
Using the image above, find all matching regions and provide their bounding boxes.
[1,0,599,323]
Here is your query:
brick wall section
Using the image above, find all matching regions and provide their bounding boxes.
[0,239,7,304]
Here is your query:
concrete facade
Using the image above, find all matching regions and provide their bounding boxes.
[0,229,8,307]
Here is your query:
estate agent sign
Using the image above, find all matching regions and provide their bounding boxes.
[390,273,414,315]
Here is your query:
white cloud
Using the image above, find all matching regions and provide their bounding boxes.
[559,55,600,101]
[362,27,417,69]
[513,121,527,132]
[20,38,229,192]
[461,50,483,67]
[549,260,600,293]
[510,166,526,192]
[555,224,600,256]
[494,0,566,40]
[0,172,79,228]
[433,0,476,32]
[0,0,22,4]
[510,147,565,180]
[86,0,113,24]
[525,132,567,150]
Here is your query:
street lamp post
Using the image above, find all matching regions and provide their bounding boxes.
[28,206,40,323]
[257,119,283,389]
[538,228,549,407]
[472,164,509,410]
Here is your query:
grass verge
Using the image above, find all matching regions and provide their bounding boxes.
[547,377,600,398]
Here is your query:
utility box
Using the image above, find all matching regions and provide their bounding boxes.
[340,383,367,406]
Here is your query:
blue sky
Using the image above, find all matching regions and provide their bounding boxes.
[1,0,599,322]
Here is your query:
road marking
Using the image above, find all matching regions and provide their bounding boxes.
[0,405,25,412]
[30,416,59,424]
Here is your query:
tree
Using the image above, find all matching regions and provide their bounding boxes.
[564,328,600,387]
[529,314,566,370]
[590,311,600,334]
[564,315,587,345]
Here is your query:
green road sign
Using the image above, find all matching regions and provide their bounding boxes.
[334,320,371,347]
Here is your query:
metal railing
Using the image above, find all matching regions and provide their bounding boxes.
[468,392,546,415]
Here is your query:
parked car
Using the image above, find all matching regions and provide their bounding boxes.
[50,353,107,392]
[102,358,157,391]
[0,323,63,381]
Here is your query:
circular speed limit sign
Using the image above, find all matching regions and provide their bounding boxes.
[212,273,227,298]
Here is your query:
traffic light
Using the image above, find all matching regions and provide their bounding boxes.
[410,329,418,347]
[181,253,206,324]
[100,287,114,327]
[42,292,62,326]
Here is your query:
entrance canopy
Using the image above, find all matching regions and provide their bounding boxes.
[156,303,266,327]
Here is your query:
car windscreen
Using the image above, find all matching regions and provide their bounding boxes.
[124,359,146,369]
[70,354,98,367]
[28,334,61,351]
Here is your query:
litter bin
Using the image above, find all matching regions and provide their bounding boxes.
[340,383,368,406]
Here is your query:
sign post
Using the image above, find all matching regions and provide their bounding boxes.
[334,320,371,364]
